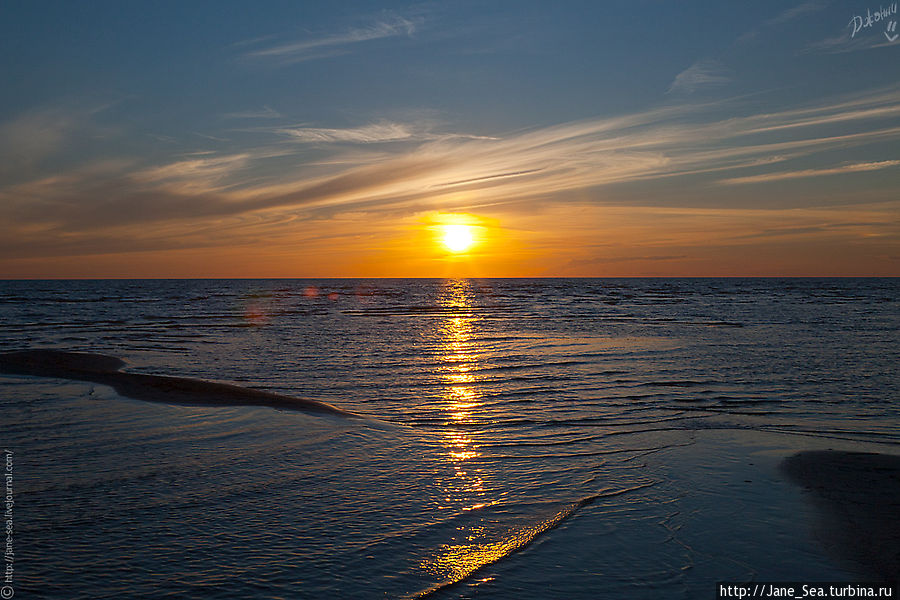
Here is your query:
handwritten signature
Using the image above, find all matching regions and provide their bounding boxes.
[848,3,898,42]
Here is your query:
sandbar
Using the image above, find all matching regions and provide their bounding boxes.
[0,349,361,419]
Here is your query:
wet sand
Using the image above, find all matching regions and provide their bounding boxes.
[0,349,361,419]
[781,450,900,581]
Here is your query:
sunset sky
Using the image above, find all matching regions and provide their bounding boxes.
[1,1,898,278]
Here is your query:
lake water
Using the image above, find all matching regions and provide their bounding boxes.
[1,278,898,598]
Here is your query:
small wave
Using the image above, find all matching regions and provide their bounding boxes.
[637,380,717,388]
[407,481,657,599]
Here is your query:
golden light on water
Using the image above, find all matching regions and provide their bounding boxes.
[436,281,488,506]
[439,287,480,427]
[422,279,575,589]
[419,509,573,592]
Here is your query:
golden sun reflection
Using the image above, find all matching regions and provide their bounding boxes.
[436,280,488,508]
[422,279,567,590]
[420,509,571,591]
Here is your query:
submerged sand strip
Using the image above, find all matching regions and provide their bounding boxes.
[781,450,900,581]
[407,481,658,600]
[0,349,361,419]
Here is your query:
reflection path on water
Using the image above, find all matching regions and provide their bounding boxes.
[435,280,490,512]
[418,279,562,594]
[415,280,675,597]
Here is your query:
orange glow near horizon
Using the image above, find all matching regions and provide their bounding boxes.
[3,202,898,278]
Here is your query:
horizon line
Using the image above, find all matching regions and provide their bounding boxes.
[2,275,898,281]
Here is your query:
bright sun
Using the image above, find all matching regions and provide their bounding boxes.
[442,224,475,252]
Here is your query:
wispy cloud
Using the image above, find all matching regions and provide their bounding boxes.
[720,160,900,185]
[274,122,420,144]
[802,31,898,54]
[133,153,252,194]
[0,108,79,170]
[769,0,827,26]
[666,60,732,95]
[736,0,828,44]
[2,86,898,259]
[241,14,420,65]
[0,103,119,181]
[739,103,900,134]
[264,120,495,144]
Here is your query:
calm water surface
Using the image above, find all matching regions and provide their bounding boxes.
[1,278,898,598]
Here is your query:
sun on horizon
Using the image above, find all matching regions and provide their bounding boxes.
[441,224,476,253]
